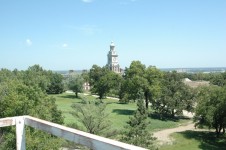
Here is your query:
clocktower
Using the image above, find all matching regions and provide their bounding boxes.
[107,42,120,73]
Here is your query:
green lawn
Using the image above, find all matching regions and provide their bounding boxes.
[159,131,226,150]
[53,93,226,149]
[52,92,189,132]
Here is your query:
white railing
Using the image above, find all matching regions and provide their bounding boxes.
[0,116,147,150]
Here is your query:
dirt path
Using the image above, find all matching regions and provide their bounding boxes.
[153,110,199,145]
[153,121,196,145]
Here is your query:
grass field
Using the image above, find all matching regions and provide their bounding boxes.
[159,131,226,150]
[53,92,189,132]
[53,92,226,149]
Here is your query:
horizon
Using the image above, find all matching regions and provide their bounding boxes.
[1,0,225,70]
[3,66,226,73]
[1,65,226,72]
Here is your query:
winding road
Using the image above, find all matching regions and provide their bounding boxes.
[153,121,195,145]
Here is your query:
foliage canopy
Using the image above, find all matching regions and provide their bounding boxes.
[0,65,64,149]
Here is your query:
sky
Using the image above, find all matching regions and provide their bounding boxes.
[0,0,226,70]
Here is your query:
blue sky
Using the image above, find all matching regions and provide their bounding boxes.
[0,0,225,70]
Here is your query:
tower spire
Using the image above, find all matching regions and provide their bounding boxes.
[110,41,115,51]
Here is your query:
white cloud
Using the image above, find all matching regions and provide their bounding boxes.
[81,0,93,3]
[26,39,32,46]
[62,43,68,48]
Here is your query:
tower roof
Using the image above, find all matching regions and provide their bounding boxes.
[110,41,115,47]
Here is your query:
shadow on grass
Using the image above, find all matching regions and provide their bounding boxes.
[105,101,118,105]
[149,113,179,122]
[149,112,191,122]
[177,130,226,150]
[112,109,134,115]
[59,94,82,99]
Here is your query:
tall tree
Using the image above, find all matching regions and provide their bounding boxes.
[122,61,163,109]
[81,70,89,83]
[121,92,156,149]
[152,71,194,118]
[195,86,226,136]
[89,65,121,99]
[46,72,64,94]
[67,73,84,98]
[122,61,147,102]
[144,66,163,109]
[89,64,103,86]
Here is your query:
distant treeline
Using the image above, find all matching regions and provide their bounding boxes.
[55,67,226,76]
[161,67,226,73]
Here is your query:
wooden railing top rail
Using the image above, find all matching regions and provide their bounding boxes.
[0,116,147,150]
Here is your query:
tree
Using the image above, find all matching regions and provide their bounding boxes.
[210,72,226,87]
[97,69,121,99]
[89,65,121,99]
[122,61,163,109]
[70,99,111,135]
[89,64,103,86]
[121,92,156,149]
[108,72,123,97]
[195,86,226,136]
[21,65,64,94]
[144,66,163,109]
[81,70,89,83]
[23,65,50,92]
[89,65,105,99]
[0,68,16,82]
[152,71,194,118]
[0,67,64,150]
[46,72,64,94]
[67,74,84,98]
[122,61,147,102]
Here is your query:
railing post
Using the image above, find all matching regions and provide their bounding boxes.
[16,117,26,150]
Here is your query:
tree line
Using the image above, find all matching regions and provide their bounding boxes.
[79,61,195,118]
